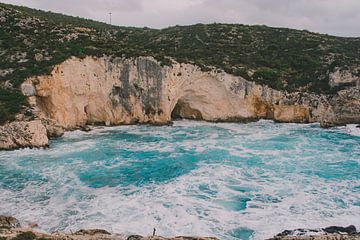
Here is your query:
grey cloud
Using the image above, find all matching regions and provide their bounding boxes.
[1,0,359,37]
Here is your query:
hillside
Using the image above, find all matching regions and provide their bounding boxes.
[0,2,360,123]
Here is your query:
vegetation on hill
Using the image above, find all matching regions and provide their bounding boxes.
[0,2,359,123]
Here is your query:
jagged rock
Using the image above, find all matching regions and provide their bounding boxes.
[45,123,65,138]
[269,226,360,240]
[80,126,92,132]
[0,120,48,150]
[323,226,357,235]
[0,216,21,229]
[75,229,112,235]
[127,235,143,240]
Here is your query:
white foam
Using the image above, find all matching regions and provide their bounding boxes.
[343,124,360,137]
[1,162,359,240]
[0,121,359,240]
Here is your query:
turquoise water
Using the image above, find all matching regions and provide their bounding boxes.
[0,120,359,240]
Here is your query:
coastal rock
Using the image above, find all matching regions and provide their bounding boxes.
[44,122,65,138]
[21,56,359,131]
[80,126,92,132]
[0,56,356,149]
[0,216,21,229]
[75,229,112,235]
[0,120,48,150]
[127,236,218,240]
[323,226,357,235]
[0,216,217,240]
[269,225,360,240]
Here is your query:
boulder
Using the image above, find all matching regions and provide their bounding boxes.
[0,120,48,150]
[323,226,357,235]
[0,216,21,229]
[75,229,111,235]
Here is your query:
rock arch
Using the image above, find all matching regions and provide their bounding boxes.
[167,75,241,122]
[22,56,314,129]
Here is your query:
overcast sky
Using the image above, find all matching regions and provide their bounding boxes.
[2,0,360,37]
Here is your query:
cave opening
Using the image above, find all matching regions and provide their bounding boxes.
[171,99,203,120]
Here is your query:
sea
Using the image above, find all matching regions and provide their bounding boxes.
[0,120,359,240]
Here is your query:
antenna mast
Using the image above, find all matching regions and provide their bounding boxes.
[109,12,112,25]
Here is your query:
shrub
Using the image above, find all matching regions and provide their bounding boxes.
[11,232,36,240]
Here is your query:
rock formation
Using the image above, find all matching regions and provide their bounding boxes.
[0,215,218,240]
[268,225,360,240]
[0,56,359,149]
[1,216,359,240]
[21,56,360,128]
[0,120,48,150]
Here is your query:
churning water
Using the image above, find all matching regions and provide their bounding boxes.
[0,120,359,240]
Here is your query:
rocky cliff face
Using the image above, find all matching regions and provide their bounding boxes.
[22,56,359,128]
[0,56,359,149]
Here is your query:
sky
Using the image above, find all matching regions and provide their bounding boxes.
[1,0,360,37]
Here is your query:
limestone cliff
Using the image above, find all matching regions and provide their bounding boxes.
[1,56,359,149]
[22,56,359,129]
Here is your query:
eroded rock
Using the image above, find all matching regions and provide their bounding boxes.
[0,216,20,229]
[75,229,112,235]
[269,225,360,240]
[0,120,48,150]
[0,56,358,150]
[22,56,357,131]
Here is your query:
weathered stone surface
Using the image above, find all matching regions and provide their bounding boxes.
[75,229,112,235]
[323,226,357,235]
[20,82,36,96]
[0,120,48,150]
[44,122,65,138]
[0,216,217,240]
[269,235,360,240]
[21,56,359,131]
[269,225,360,240]
[329,68,360,87]
[0,215,20,229]
[0,55,353,150]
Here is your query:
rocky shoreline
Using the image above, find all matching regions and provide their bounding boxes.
[1,56,359,150]
[268,226,360,240]
[1,216,359,240]
[0,216,218,240]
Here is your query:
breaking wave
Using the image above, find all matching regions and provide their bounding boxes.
[0,120,359,240]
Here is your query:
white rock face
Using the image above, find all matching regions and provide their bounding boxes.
[23,56,317,129]
[1,56,359,150]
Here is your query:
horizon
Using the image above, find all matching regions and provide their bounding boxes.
[1,0,360,37]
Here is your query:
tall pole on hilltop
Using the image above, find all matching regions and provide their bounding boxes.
[109,12,112,25]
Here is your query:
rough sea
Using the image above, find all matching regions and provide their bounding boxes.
[0,120,359,240]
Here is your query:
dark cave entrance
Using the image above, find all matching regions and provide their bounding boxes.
[171,99,203,120]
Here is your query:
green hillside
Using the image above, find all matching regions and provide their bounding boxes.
[0,2,359,123]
